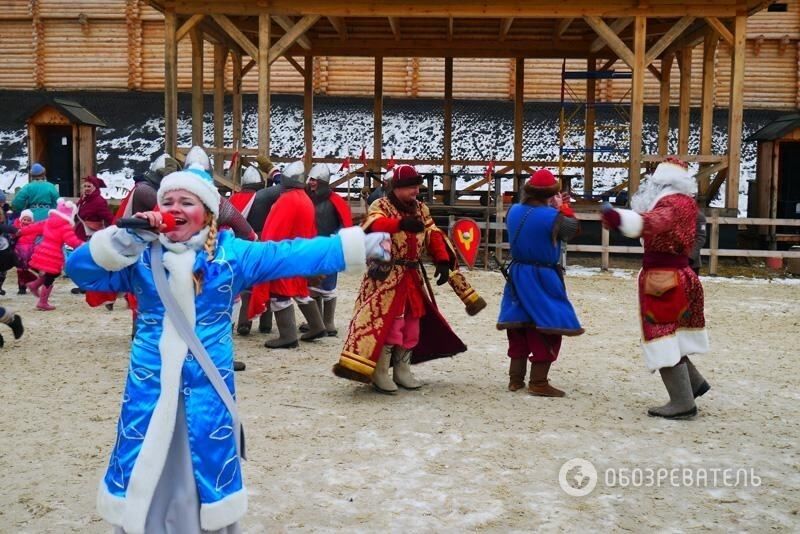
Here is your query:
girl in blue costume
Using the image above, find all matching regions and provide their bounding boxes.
[497,169,584,397]
[66,153,389,534]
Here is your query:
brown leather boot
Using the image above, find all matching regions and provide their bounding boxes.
[508,358,527,392]
[528,362,565,397]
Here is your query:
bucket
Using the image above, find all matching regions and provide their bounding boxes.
[765,256,783,270]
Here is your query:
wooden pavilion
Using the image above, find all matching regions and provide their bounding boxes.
[147,0,772,211]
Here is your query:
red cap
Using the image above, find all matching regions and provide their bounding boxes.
[391,164,424,188]
[524,168,561,197]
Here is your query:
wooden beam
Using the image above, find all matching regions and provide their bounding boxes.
[657,53,673,156]
[629,16,646,196]
[269,15,321,64]
[599,58,617,71]
[447,17,453,41]
[726,13,746,210]
[258,14,270,157]
[388,16,400,40]
[241,58,255,77]
[647,64,661,81]
[374,57,383,174]
[704,16,734,46]
[176,14,205,42]
[190,28,204,147]
[699,31,718,199]
[232,50,243,186]
[274,15,312,49]
[164,9,178,156]
[285,55,305,77]
[500,17,514,41]
[213,44,227,176]
[513,57,524,181]
[645,16,695,65]
[443,57,453,195]
[585,57,596,197]
[327,16,347,40]
[677,47,692,155]
[212,14,258,59]
[555,18,574,39]
[304,55,314,172]
[589,17,633,54]
[584,16,634,68]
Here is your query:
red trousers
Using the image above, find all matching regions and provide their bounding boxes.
[506,328,562,363]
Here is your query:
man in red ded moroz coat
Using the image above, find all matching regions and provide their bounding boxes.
[333,164,472,394]
[602,157,711,419]
[261,160,327,348]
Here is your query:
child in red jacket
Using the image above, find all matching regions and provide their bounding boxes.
[18,199,84,310]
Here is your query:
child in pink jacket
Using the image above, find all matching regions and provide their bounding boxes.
[19,199,84,310]
[13,209,38,294]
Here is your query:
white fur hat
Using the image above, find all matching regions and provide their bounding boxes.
[308,163,331,183]
[651,158,690,186]
[241,165,263,186]
[157,165,221,218]
[20,209,33,220]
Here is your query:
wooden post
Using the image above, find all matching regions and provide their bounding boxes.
[699,33,718,200]
[190,28,204,147]
[373,56,383,180]
[601,224,610,271]
[629,16,646,196]
[258,14,271,157]
[513,57,525,187]
[657,54,673,156]
[444,57,453,203]
[678,47,692,155]
[726,13,747,210]
[213,44,227,176]
[709,208,719,275]
[304,55,314,172]
[164,9,178,156]
[232,50,243,186]
[585,57,597,197]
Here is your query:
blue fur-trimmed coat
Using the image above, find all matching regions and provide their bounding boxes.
[65,226,366,533]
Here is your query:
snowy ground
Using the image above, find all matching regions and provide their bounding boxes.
[0,267,798,531]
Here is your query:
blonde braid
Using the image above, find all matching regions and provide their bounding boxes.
[193,213,217,295]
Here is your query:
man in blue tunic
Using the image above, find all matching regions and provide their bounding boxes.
[497,169,584,397]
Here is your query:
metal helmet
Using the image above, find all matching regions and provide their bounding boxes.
[308,163,331,183]
[241,165,263,186]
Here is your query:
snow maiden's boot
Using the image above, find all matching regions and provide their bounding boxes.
[264,307,299,349]
[392,346,422,389]
[26,275,44,298]
[682,356,710,398]
[258,310,273,333]
[298,301,326,341]
[372,345,398,394]
[528,362,565,397]
[36,284,56,311]
[508,358,527,392]
[322,297,338,336]
[648,362,697,419]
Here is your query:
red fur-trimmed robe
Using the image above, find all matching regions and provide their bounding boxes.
[333,197,466,383]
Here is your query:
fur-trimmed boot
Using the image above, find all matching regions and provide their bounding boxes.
[26,276,44,298]
[682,356,710,398]
[528,362,565,397]
[236,291,252,336]
[323,297,338,336]
[298,301,326,341]
[258,310,273,333]
[0,308,24,340]
[372,345,398,394]
[648,362,697,419]
[299,297,323,333]
[36,284,56,311]
[264,307,299,349]
[392,346,422,389]
[508,358,527,392]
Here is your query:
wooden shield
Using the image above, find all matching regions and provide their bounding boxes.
[449,218,481,268]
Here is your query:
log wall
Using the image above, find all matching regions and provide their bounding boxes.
[1,1,799,109]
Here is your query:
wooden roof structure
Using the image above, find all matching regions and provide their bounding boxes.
[149,0,773,210]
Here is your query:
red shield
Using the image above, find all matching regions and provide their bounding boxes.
[450,218,481,268]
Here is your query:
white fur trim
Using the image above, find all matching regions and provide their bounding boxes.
[89,227,141,271]
[96,479,125,527]
[651,161,689,186]
[338,226,366,273]
[617,209,644,238]
[158,170,221,218]
[269,297,294,312]
[200,487,248,530]
[642,328,709,371]
[121,248,197,534]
